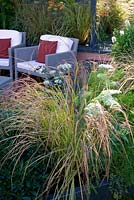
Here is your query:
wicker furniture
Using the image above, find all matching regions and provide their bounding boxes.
[14,35,79,79]
[0,30,26,80]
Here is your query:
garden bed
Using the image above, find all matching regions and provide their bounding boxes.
[0,61,134,200]
[45,180,134,200]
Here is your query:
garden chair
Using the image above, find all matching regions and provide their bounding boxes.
[0,30,26,80]
[14,34,79,79]
[0,76,13,96]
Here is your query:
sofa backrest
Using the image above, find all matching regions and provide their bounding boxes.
[40,34,74,53]
[0,30,22,47]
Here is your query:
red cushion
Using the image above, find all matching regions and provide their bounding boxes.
[36,40,58,63]
[0,38,11,58]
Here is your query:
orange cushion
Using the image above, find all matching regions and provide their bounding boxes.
[36,40,58,63]
[0,38,11,58]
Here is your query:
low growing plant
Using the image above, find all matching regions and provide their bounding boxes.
[111,20,134,62]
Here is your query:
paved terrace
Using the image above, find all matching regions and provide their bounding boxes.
[0,52,112,92]
[77,52,112,63]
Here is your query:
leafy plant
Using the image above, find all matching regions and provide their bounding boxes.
[86,67,124,101]
[117,87,134,124]
[111,21,134,61]
[0,0,15,29]
[109,175,127,200]
[109,127,134,199]
[0,107,48,199]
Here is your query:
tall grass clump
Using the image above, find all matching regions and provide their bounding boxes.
[0,63,133,199]
[14,2,64,44]
[14,1,91,45]
[61,1,91,44]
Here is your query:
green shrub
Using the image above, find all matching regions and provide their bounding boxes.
[87,67,125,101]
[117,91,134,124]
[110,128,134,197]
[0,106,48,199]
[0,143,47,200]
[0,0,15,29]
[111,21,134,61]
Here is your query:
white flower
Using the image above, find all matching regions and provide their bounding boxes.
[54,79,62,84]
[98,64,114,69]
[104,90,122,95]
[49,70,56,75]
[94,90,122,109]
[43,80,50,86]
[66,63,72,69]
[59,71,64,75]
[57,64,62,70]
[112,36,116,43]
[124,19,130,28]
[57,63,72,71]
[84,101,103,116]
[120,30,124,35]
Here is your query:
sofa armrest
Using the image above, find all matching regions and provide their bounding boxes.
[9,43,26,54]
[8,44,27,65]
[45,51,77,68]
[14,46,38,64]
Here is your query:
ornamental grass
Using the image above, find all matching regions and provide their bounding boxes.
[0,63,133,199]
